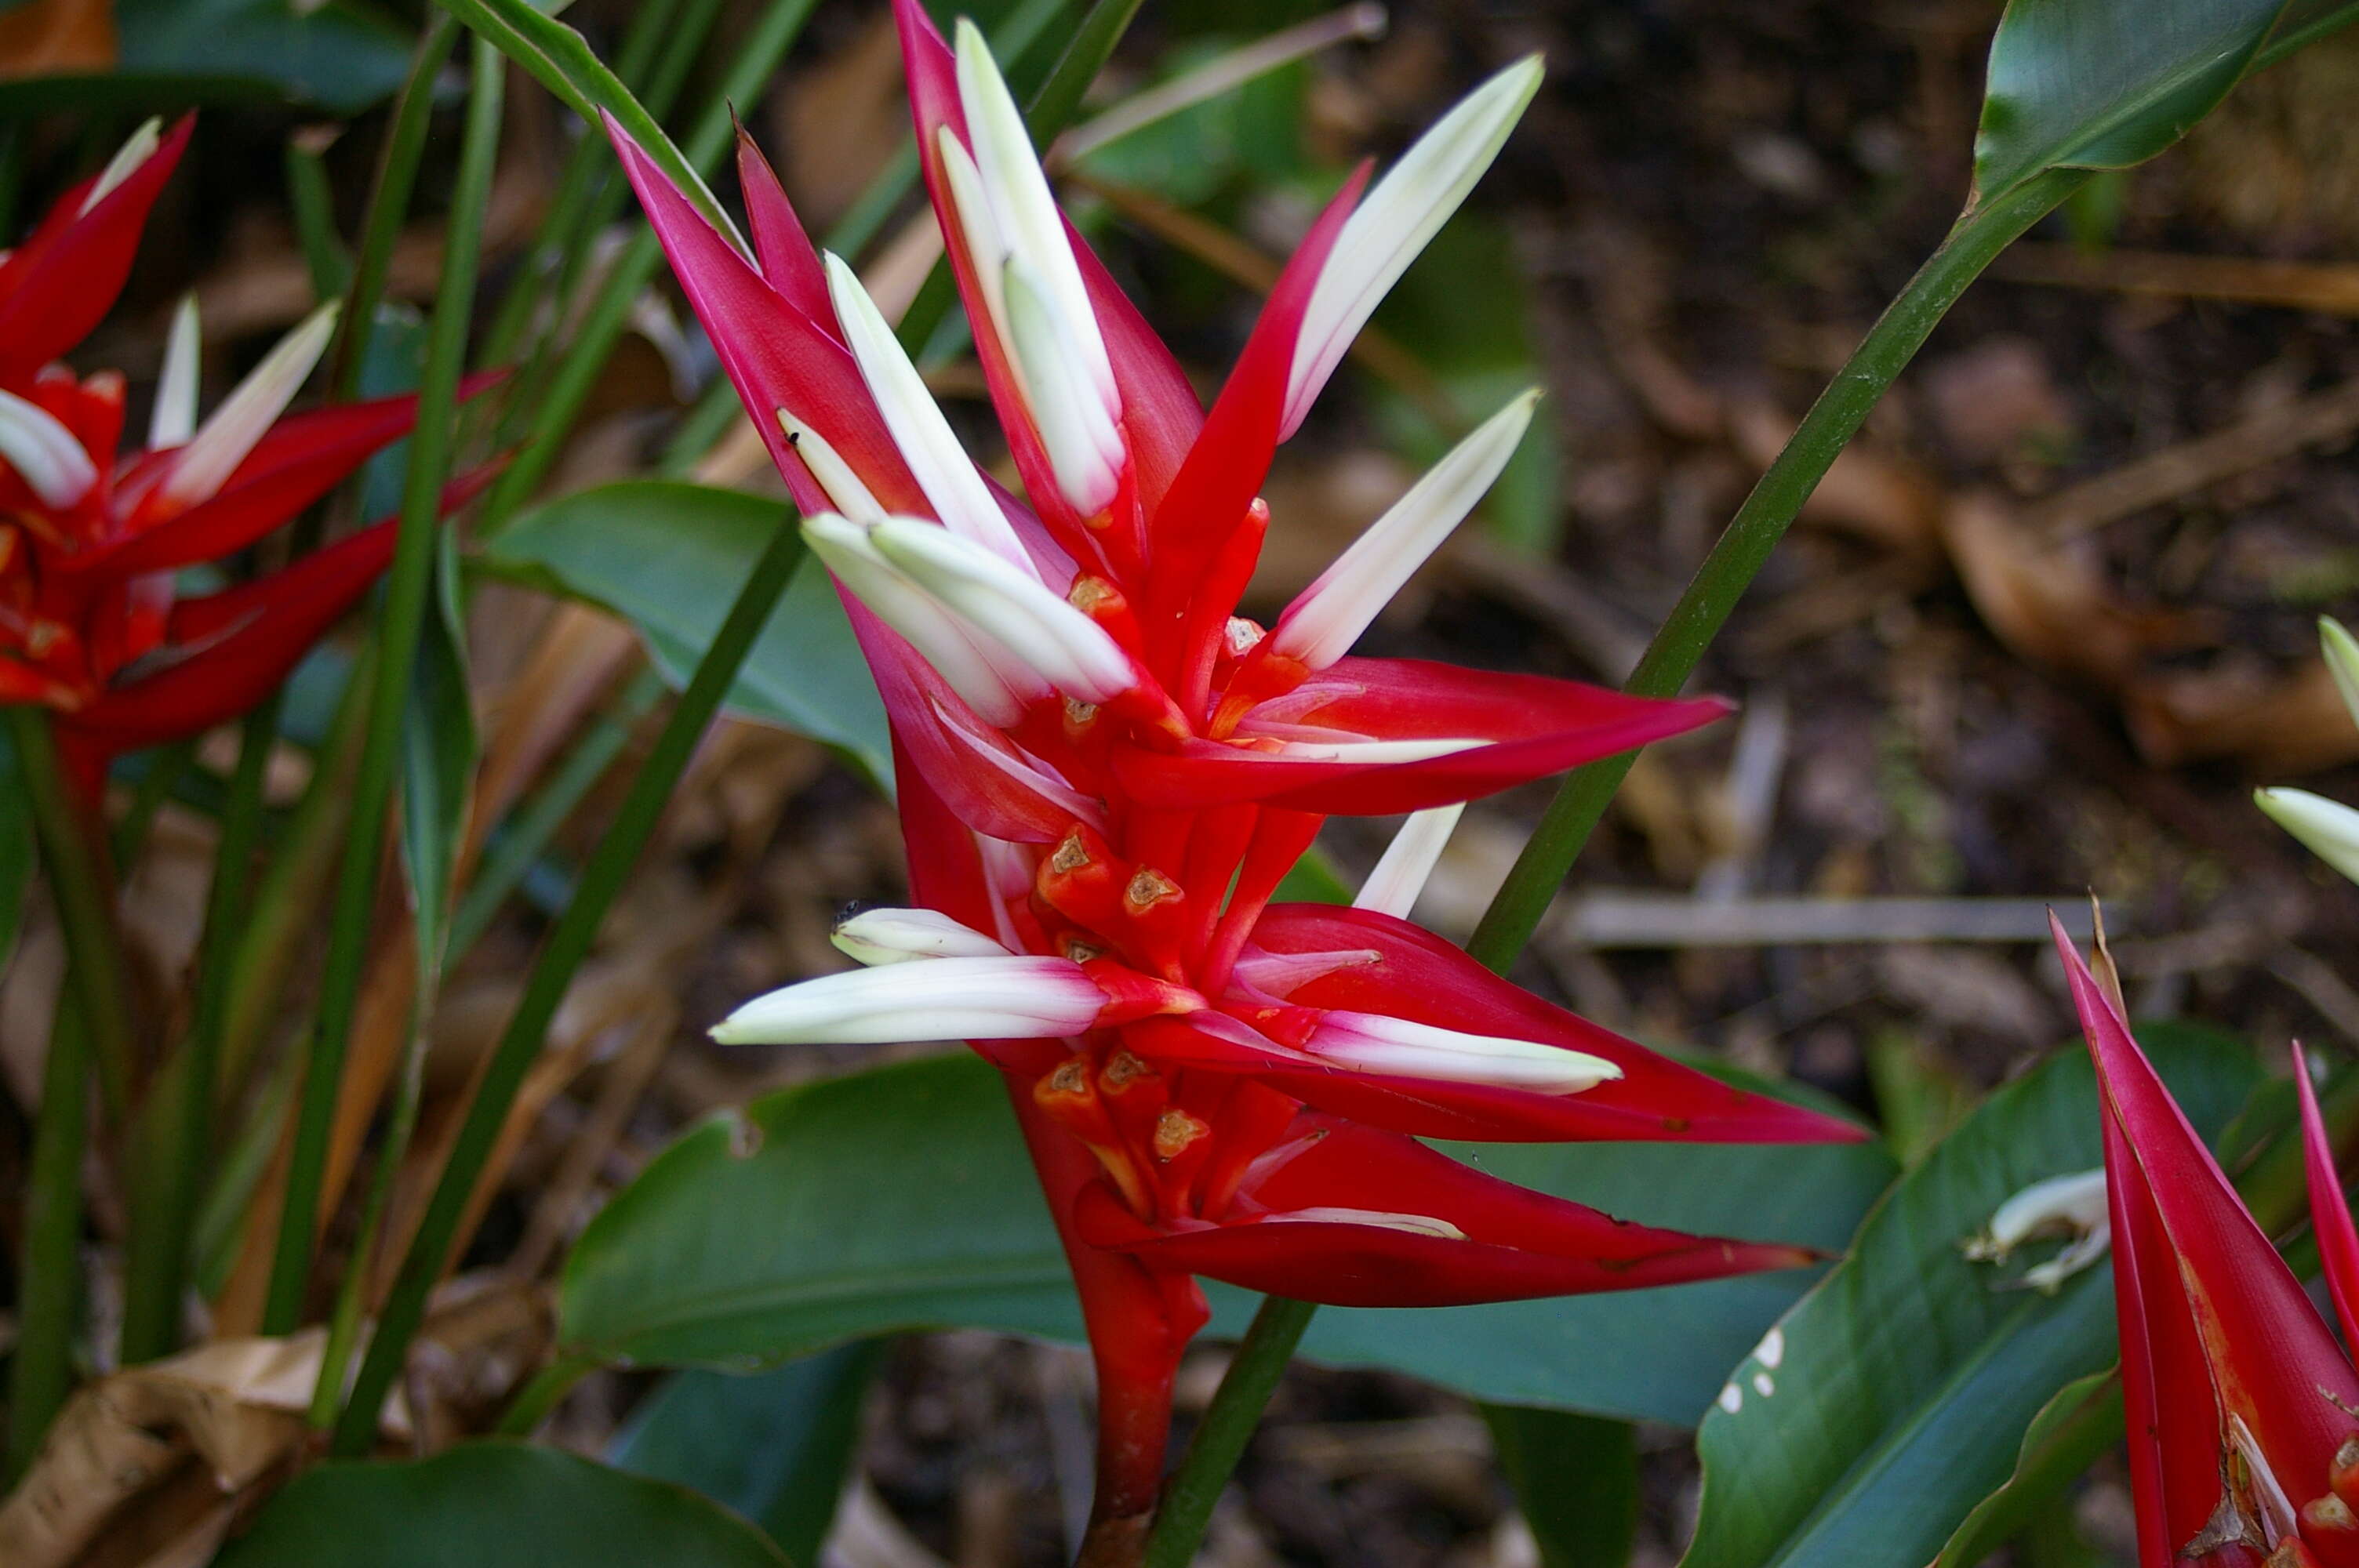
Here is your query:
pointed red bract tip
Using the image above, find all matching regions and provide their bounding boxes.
[2296,1042,2359,1355]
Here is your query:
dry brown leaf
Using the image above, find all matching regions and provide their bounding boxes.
[776,12,908,227]
[0,0,115,78]
[0,1333,409,1568]
[1943,492,2211,688]
[2124,655,2359,775]
[1921,336,2075,463]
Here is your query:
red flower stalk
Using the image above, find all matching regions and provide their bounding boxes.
[0,119,477,802]
[2055,916,2359,1568]
[614,9,1865,1553]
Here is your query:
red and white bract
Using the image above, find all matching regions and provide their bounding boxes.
[2055,916,2359,1568]
[0,120,485,800]
[616,6,1863,1546]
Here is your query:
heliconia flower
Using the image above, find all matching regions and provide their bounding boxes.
[612,7,1863,1552]
[2055,914,2359,1568]
[0,125,491,800]
[0,117,193,388]
[2259,616,2359,887]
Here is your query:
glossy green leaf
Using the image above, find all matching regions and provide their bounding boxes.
[1485,1405,1637,1568]
[1678,1024,2259,1568]
[560,1051,1895,1424]
[611,1342,886,1565]
[1932,1370,2121,1568]
[213,1441,787,1567]
[0,0,416,113]
[482,481,890,783]
[1972,0,2292,210]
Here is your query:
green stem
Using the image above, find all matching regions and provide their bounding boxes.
[496,1355,598,1437]
[1462,167,2088,975]
[446,665,665,960]
[1143,1296,1314,1568]
[107,739,190,866]
[329,14,462,410]
[4,990,89,1483]
[4,707,134,1118]
[115,696,276,1365]
[329,514,808,1455]
[262,38,507,1335]
[474,0,690,376]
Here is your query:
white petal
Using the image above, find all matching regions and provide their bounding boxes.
[150,294,202,449]
[952,19,1116,407]
[802,512,1036,725]
[711,955,1101,1044]
[1972,1168,2108,1257]
[820,251,1035,575]
[934,129,1015,363]
[1258,1207,1467,1240]
[776,406,885,522]
[2323,616,2359,733]
[1273,736,1485,764]
[2257,786,2359,887]
[82,118,163,214]
[1273,390,1538,667]
[0,387,97,509]
[162,299,339,507]
[832,906,1012,965]
[1308,1010,1620,1094]
[1353,803,1467,920]
[1282,56,1543,437]
[871,515,1136,703]
[1001,257,1124,514]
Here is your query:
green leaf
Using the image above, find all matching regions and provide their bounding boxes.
[1932,1370,2121,1568]
[1272,841,1352,904]
[1972,0,2292,210]
[399,529,477,979]
[560,1051,1896,1424]
[0,0,417,113]
[482,481,890,783]
[212,1440,788,1567]
[1677,1023,2260,1568]
[1484,1406,1637,1568]
[610,1342,886,1565]
[433,0,741,246]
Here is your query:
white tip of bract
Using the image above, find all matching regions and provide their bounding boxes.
[1308,1011,1620,1095]
[162,299,339,507]
[0,387,98,509]
[951,19,1117,408]
[870,516,1136,704]
[82,117,163,215]
[831,906,1012,965]
[1274,736,1485,764]
[819,251,1034,575]
[150,294,202,449]
[1260,1207,1468,1241]
[2322,616,2359,733]
[802,511,1035,726]
[776,407,885,523]
[2258,786,2359,887]
[1274,389,1538,667]
[710,954,1101,1044]
[1001,257,1124,515]
[1354,803,1467,920]
[1281,56,1542,438]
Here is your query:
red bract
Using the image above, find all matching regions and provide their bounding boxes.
[0,122,485,800]
[2054,916,2359,1568]
[616,8,1865,1551]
